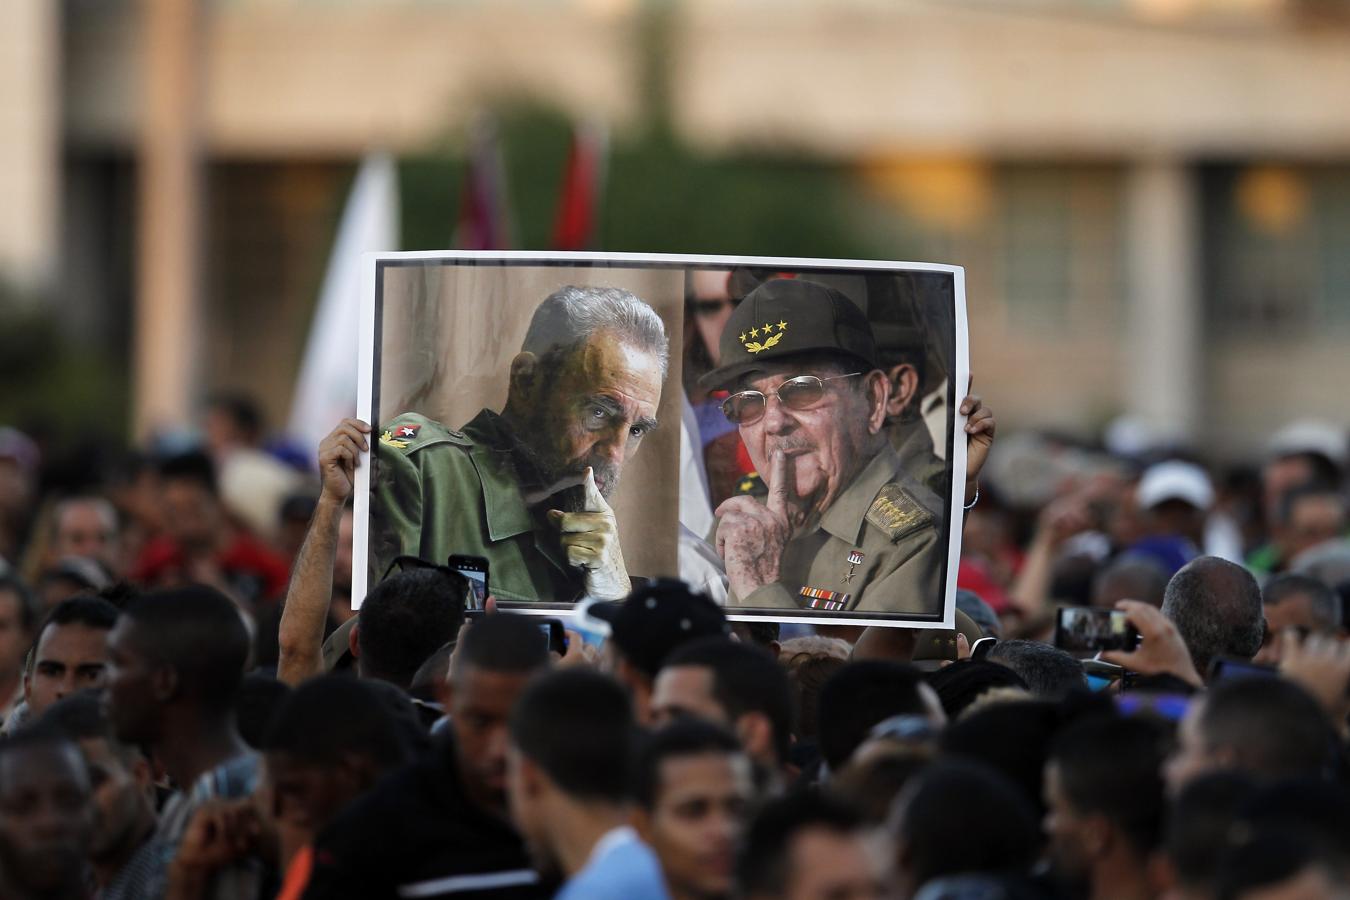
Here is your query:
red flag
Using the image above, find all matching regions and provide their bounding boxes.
[453,117,512,250]
[551,122,608,251]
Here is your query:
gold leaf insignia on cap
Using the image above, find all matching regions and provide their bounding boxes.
[865,484,933,542]
[740,320,788,354]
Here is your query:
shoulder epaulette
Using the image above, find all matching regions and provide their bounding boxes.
[865,483,934,543]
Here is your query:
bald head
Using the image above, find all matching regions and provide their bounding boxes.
[1161,557,1264,678]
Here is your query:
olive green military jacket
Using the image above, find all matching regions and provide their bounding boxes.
[370,410,586,604]
[727,443,946,616]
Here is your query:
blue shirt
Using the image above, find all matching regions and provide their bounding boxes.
[554,827,670,900]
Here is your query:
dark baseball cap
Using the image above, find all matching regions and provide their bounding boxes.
[699,278,879,391]
[589,579,731,678]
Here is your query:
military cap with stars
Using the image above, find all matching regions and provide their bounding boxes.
[698,278,879,391]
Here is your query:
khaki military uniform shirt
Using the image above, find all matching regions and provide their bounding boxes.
[727,444,946,616]
[370,410,586,604]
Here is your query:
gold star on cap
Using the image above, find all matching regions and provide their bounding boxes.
[749,326,759,338]
[778,320,787,330]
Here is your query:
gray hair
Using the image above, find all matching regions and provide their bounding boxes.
[1161,557,1265,678]
[520,285,669,378]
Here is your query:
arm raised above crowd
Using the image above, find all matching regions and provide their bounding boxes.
[1100,599,1203,688]
[277,419,369,686]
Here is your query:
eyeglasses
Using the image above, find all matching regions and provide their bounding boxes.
[721,373,861,425]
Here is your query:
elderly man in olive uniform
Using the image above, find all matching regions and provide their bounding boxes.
[701,279,993,615]
[370,285,668,603]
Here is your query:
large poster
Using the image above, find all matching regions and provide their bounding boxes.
[353,253,967,628]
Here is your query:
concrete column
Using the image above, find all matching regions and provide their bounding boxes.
[1124,159,1202,445]
[133,0,205,440]
[0,0,58,293]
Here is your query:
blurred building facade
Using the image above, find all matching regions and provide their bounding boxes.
[3,0,1349,456]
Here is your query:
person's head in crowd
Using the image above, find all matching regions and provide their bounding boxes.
[156,451,226,555]
[986,640,1086,700]
[49,496,120,576]
[0,727,94,900]
[889,761,1041,899]
[941,700,1065,821]
[501,285,668,502]
[737,789,887,900]
[441,613,552,817]
[262,675,416,845]
[924,660,1029,719]
[1092,555,1168,609]
[731,620,781,659]
[507,668,635,877]
[1161,772,1257,900]
[1167,676,1337,793]
[817,660,943,774]
[1136,460,1213,549]
[1239,778,1350,879]
[956,590,1002,639]
[0,575,36,701]
[1275,484,1347,567]
[1043,715,1169,899]
[37,691,156,887]
[684,269,736,376]
[1213,830,1348,900]
[1260,429,1341,527]
[350,566,469,689]
[37,557,114,613]
[1256,573,1342,664]
[203,391,265,459]
[25,595,118,719]
[104,585,250,784]
[784,651,847,745]
[652,637,794,778]
[833,730,935,825]
[1160,556,1264,679]
[594,579,730,724]
[235,672,291,749]
[633,720,754,900]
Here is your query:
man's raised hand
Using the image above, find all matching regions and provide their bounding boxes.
[715,449,794,600]
[318,418,371,504]
[547,467,631,600]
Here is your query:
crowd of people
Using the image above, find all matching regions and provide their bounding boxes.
[0,386,1348,899]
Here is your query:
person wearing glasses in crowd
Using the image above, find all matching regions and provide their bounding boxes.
[698,278,994,615]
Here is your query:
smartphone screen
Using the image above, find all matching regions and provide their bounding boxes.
[1055,606,1140,653]
[539,618,567,655]
[448,555,489,611]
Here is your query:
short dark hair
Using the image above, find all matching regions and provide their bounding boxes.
[235,674,292,750]
[452,613,552,677]
[987,640,1086,700]
[1198,677,1337,781]
[1049,715,1169,855]
[1263,574,1340,630]
[732,621,780,649]
[263,675,414,770]
[358,568,469,688]
[0,574,38,635]
[662,638,793,762]
[737,790,864,899]
[207,392,265,443]
[157,450,218,496]
[1165,772,1257,892]
[817,661,928,771]
[924,660,1029,718]
[1161,557,1265,676]
[1214,830,1343,900]
[890,761,1041,887]
[1277,482,1344,527]
[632,719,743,810]
[940,699,1065,821]
[509,669,634,804]
[0,726,87,782]
[123,586,250,711]
[29,595,119,673]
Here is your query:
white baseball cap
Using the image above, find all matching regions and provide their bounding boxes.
[1137,460,1214,511]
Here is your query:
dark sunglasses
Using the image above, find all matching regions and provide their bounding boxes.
[720,373,861,426]
[691,296,741,317]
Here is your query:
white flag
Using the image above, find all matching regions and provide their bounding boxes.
[288,154,399,457]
